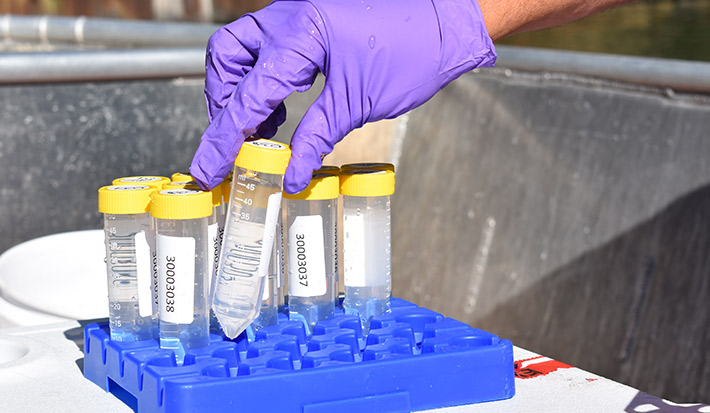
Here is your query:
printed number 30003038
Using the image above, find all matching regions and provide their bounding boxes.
[165,256,176,312]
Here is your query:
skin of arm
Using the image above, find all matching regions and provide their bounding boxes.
[478,0,638,41]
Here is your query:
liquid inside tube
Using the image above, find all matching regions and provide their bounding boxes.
[157,218,210,365]
[212,171,282,338]
[285,196,338,333]
[104,213,154,342]
[342,196,392,330]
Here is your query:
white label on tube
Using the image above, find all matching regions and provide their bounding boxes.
[257,192,282,279]
[289,215,327,297]
[344,214,367,287]
[158,234,195,324]
[134,231,152,318]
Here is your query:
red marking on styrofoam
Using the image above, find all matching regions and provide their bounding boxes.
[514,356,572,379]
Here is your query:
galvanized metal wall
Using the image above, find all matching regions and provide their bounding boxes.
[392,69,710,403]
[0,78,207,254]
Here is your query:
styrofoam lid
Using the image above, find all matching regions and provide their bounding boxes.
[0,230,108,320]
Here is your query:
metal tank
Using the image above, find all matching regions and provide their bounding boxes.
[392,48,710,404]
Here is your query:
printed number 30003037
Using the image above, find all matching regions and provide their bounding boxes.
[295,234,308,286]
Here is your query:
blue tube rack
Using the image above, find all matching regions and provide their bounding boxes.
[83,298,515,412]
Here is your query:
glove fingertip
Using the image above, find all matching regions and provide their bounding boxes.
[189,162,220,191]
[283,157,317,194]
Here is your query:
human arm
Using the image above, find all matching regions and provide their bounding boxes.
[479,0,636,40]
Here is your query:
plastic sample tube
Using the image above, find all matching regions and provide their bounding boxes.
[98,184,158,342]
[316,166,342,301]
[113,175,170,189]
[171,171,193,182]
[150,188,213,365]
[212,139,291,338]
[340,169,395,328]
[283,173,339,332]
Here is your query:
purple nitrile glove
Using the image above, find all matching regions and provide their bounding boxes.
[189,0,496,193]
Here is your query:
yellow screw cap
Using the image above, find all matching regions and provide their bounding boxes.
[112,176,170,189]
[340,162,395,173]
[316,165,340,175]
[235,139,291,175]
[163,181,223,208]
[284,173,340,200]
[150,188,213,220]
[339,169,395,197]
[171,172,193,182]
[98,185,156,214]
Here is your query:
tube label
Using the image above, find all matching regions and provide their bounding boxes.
[158,235,195,324]
[343,214,367,287]
[134,230,153,318]
[288,215,327,297]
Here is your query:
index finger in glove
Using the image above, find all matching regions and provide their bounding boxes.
[205,16,265,120]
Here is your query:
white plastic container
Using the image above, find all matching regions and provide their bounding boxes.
[150,188,212,365]
[98,184,158,342]
[283,173,339,332]
[212,139,291,338]
[340,169,395,328]
[0,230,107,328]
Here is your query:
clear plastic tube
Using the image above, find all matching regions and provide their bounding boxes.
[212,140,289,339]
[99,184,158,342]
[103,212,155,342]
[284,197,337,332]
[340,169,394,329]
[156,216,210,365]
[151,188,213,365]
[213,169,284,338]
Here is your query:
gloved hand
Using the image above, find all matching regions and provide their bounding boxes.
[189,0,496,193]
